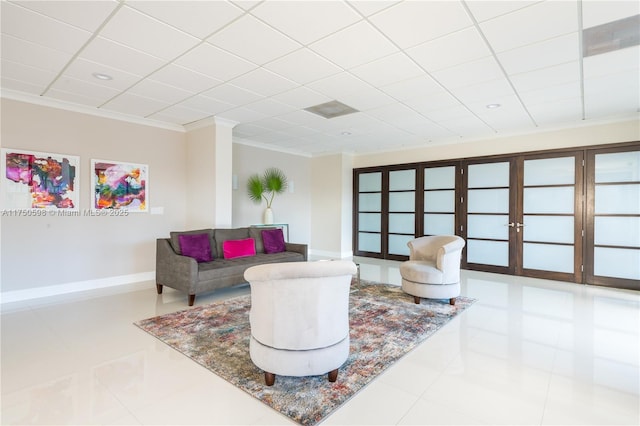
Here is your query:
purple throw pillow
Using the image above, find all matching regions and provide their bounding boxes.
[222,238,256,259]
[262,228,286,254]
[178,233,213,263]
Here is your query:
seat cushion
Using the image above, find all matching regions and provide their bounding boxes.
[400,260,444,284]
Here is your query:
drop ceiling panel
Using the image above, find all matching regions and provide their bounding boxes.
[207,15,300,65]
[216,106,268,123]
[380,75,443,100]
[244,98,297,117]
[47,88,110,108]
[582,0,640,28]
[350,52,424,87]
[527,98,583,125]
[14,0,119,32]
[62,58,142,91]
[50,75,121,104]
[309,21,398,69]
[407,27,491,73]
[127,1,244,39]
[347,1,399,17]
[176,95,234,115]
[449,78,514,105]
[248,117,297,132]
[403,89,461,115]
[175,43,256,81]
[101,92,168,117]
[583,46,640,79]
[1,2,92,54]
[465,1,540,23]
[263,49,342,85]
[307,72,373,100]
[1,60,56,90]
[480,1,578,53]
[497,32,579,75]
[432,56,504,89]
[200,83,262,106]
[150,105,211,125]
[518,81,581,106]
[271,86,332,109]
[148,64,221,94]
[229,68,298,97]
[369,1,472,48]
[251,1,362,45]
[510,61,580,92]
[1,76,44,95]
[584,70,640,117]
[338,88,396,111]
[99,6,200,60]
[79,37,165,77]
[1,34,72,73]
[128,79,195,104]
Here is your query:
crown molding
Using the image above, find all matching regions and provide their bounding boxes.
[183,115,238,132]
[1,89,185,132]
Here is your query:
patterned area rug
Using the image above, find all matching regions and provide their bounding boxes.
[135,280,476,425]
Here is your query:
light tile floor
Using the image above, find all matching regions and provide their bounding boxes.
[2,257,639,425]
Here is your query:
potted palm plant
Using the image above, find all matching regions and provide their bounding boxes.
[247,167,288,224]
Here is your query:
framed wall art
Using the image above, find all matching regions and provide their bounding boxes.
[2,148,80,210]
[91,159,148,212]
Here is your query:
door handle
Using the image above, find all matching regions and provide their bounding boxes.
[505,222,515,227]
[516,222,525,228]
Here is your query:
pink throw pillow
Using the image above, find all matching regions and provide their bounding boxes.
[178,233,213,263]
[223,238,256,259]
[262,228,286,254]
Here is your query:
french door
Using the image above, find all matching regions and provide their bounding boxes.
[462,152,584,283]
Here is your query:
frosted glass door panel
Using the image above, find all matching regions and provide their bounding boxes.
[359,172,381,191]
[424,166,455,189]
[524,187,574,213]
[389,213,414,234]
[467,240,509,266]
[468,162,509,188]
[424,190,455,212]
[424,214,455,235]
[468,189,509,213]
[358,233,380,252]
[524,157,575,185]
[523,216,574,244]
[389,192,415,212]
[389,170,415,190]
[595,151,640,183]
[388,234,412,256]
[467,215,509,239]
[595,217,640,246]
[594,247,640,280]
[523,243,574,273]
[359,193,381,211]
[595,185,640,214]
[359,213,381,232]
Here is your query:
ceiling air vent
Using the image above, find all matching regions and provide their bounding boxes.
[304,100,359,119]
[583,14,640,57]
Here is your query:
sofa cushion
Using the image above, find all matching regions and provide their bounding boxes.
[170,229,216,257]
[249,226,276,253]
[262,228,286,254]
[178,233,213,263]
[214,228,249,257]
[223,238,256,259]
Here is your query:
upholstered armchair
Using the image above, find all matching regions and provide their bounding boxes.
[399,235,465,305]
[244,260,357,386]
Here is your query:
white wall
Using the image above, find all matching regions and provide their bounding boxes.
[0,99,187,294]
[231,143,311,244]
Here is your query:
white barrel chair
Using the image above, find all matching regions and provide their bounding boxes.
[399,236,465,305]
[244,260,357,386]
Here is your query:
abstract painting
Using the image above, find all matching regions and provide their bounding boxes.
[92,159,148,212]
[2,149,79,210]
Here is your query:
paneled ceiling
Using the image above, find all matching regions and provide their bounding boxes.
[2,1,639,156]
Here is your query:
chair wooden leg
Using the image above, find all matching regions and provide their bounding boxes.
[413,296,421,304]
[328,369,338,382]
[264,372,275,386]
[156,284,163,294]
[449,297,456,306]
[188,294,195,306]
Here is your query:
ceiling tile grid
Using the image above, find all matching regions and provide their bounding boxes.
[1,0,638,156]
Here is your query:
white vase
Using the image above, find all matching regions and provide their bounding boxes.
[263,207,274,224]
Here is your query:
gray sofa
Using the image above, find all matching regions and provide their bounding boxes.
[156,227,307,306]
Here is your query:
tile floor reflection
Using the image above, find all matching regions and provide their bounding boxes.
[2,257,639,425]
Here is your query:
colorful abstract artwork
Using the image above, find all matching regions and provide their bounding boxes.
[92,160,148,212]
[2,149,79,209]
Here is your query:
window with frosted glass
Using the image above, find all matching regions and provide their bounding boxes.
[424,166,455,236]
[357,172,382,254]
[388,169,416,255]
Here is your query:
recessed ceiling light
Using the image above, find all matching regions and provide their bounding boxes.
[341,131,352,136]
[92,72,113,81]
[486,103,501,109]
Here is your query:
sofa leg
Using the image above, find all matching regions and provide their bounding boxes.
[264,372,275,386]
[449,297,456,306]
[156,284,163,294]
[413,296,421,304]
[328,369,338,382]
[188,294,195,306]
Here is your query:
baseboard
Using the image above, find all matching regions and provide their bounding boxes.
[309,249,354,259]
[0,271,155,304]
